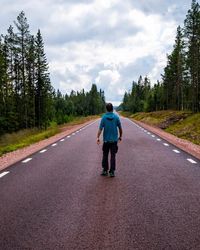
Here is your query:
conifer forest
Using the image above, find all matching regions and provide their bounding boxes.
[121,0,200,114]
[0,11,105,136]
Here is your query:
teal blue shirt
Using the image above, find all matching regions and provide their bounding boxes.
[99,112,121,142]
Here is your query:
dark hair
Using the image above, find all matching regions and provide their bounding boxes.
[106,103,113,112]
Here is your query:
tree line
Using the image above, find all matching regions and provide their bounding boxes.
[0,11,105,136]
[121,0,200,113]
[54,85,105,125]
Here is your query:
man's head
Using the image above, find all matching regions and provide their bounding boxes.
[106,103,113,112]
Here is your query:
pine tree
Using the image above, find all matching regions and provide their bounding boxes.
[14,11,31,128]
[184,0,200,112]
[88,84,100,115]
[0,37,8,134]
[164,26,186,110]
[122,91,129,111]
[35,29,52,128]
[162,26,186,110]
[26,35,36,127]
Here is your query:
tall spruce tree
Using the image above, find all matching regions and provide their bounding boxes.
[26,35,36,127]
[14,11,31,128]
[0,37,8,134]
[184,0,200,112]
[35,29,52,128]
[162,26,186,110]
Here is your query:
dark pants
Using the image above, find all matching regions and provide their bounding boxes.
[102,142,118,172]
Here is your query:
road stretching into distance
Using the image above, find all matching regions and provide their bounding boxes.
[0,117,200,250]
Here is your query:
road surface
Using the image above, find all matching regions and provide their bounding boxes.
[0,118,200,250]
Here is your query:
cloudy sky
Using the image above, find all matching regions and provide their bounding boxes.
[0,0,193,105]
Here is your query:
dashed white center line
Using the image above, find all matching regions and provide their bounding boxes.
[67,135,71,138]
[72,133,75,135]
[60,139,65,142]
[52,143,57,147]
[147,132,151,135]
[40,149,47,153]
[187,158,197,164]
[0,171,9,178]
[173,149,180,154]
[157,138,161,141]
[151,135,155,137]
[22,158,32,163]
[163,143,169,146]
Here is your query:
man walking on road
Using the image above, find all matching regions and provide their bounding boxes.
[97,103,122,177]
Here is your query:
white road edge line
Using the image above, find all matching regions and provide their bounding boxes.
[187,158,197,164]
[67,135,71,138]
[60,139,65,142]
[40,149,47,153]
[0,171,10,178]
[52,143,57,147]
[173,149,180,154]
[22,158,32,163]
[127,118,189,158]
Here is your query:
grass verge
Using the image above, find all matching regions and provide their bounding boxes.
[120,110,200,146]
[0,115,99,157]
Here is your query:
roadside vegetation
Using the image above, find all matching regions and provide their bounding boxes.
[0,11,105,156]
[0,115,99,156]
[119,1,200,146]
[121,110,200,146]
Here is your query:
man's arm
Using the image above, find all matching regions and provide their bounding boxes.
[97,128,102,144]
[97,116,104,144]
[118,127,123,141]
[117,117,123,141]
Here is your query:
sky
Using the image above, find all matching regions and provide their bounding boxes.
[0,0,193,105]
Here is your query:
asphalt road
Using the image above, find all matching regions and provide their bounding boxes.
[0,118,200,250]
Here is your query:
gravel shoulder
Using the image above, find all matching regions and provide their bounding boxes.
[0,119,98,172]
[131,118,200,160]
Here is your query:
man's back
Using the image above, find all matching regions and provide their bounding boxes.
[100,112,121,142]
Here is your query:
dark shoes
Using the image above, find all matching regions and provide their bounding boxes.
[101,169,115,177]
[109,171,115,177]
[101,170,108,176]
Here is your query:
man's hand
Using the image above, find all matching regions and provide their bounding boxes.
[118,137,122,143]
[97,128,102,145]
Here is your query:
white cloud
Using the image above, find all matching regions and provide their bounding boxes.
[95,69,120,86]
[0,0,192,103]
[46,5,177,97]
